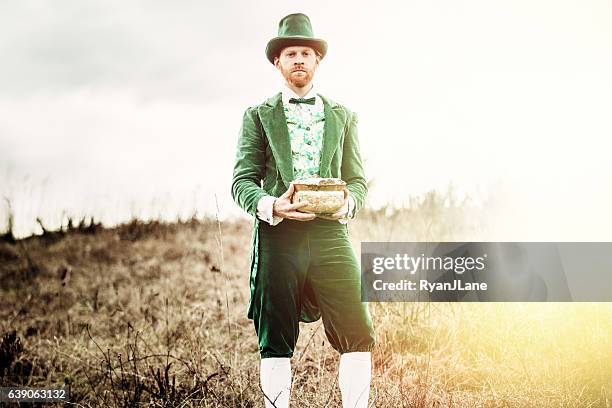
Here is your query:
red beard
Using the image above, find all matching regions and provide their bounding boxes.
[282,67,314,87]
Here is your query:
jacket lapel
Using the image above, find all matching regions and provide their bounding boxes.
[318,94,346,177]
[257,91,347,184]
[258,92,294,186]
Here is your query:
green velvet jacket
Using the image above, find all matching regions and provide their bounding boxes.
[231,91,368,322]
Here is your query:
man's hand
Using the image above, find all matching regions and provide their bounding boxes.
[273,183,317,221]
[316,188,349,221]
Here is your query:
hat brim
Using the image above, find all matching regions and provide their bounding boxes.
[265,36,328,64]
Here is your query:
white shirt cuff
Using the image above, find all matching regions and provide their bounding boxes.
[347,194,356,219]
[337,194,356,224]
[256,195,284,226]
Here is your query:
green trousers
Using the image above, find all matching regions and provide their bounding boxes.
[252,217,376,359]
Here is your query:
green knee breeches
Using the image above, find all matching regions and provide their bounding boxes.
[252,217,376,359]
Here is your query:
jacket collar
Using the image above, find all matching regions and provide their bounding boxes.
[257,91,347,187]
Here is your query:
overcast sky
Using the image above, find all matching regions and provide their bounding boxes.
[1,0,611,238]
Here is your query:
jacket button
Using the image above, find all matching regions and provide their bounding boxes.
[306,126,311,130]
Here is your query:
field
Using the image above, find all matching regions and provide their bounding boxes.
[1,190,611,407]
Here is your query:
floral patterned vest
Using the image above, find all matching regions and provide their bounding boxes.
[282,96,325,180]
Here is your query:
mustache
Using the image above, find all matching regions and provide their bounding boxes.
[291,67,307,72]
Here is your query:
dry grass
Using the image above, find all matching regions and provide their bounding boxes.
[0,190,610,407]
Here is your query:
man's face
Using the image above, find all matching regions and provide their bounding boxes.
[274,45,320,88]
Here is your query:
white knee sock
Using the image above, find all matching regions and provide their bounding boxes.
[338,352,372,408]
[260,357,292,408]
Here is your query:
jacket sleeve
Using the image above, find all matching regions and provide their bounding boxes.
[341,110,368,215]
[231,106,270,217]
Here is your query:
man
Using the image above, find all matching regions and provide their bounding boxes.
[231,13,376,408]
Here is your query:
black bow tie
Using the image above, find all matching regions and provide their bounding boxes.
[289,97,316,105]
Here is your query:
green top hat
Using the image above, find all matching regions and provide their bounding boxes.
[265,13,328,65]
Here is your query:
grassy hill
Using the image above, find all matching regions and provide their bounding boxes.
[1,192,610,407]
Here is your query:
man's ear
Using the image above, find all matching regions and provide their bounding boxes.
[273,56,280,69]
